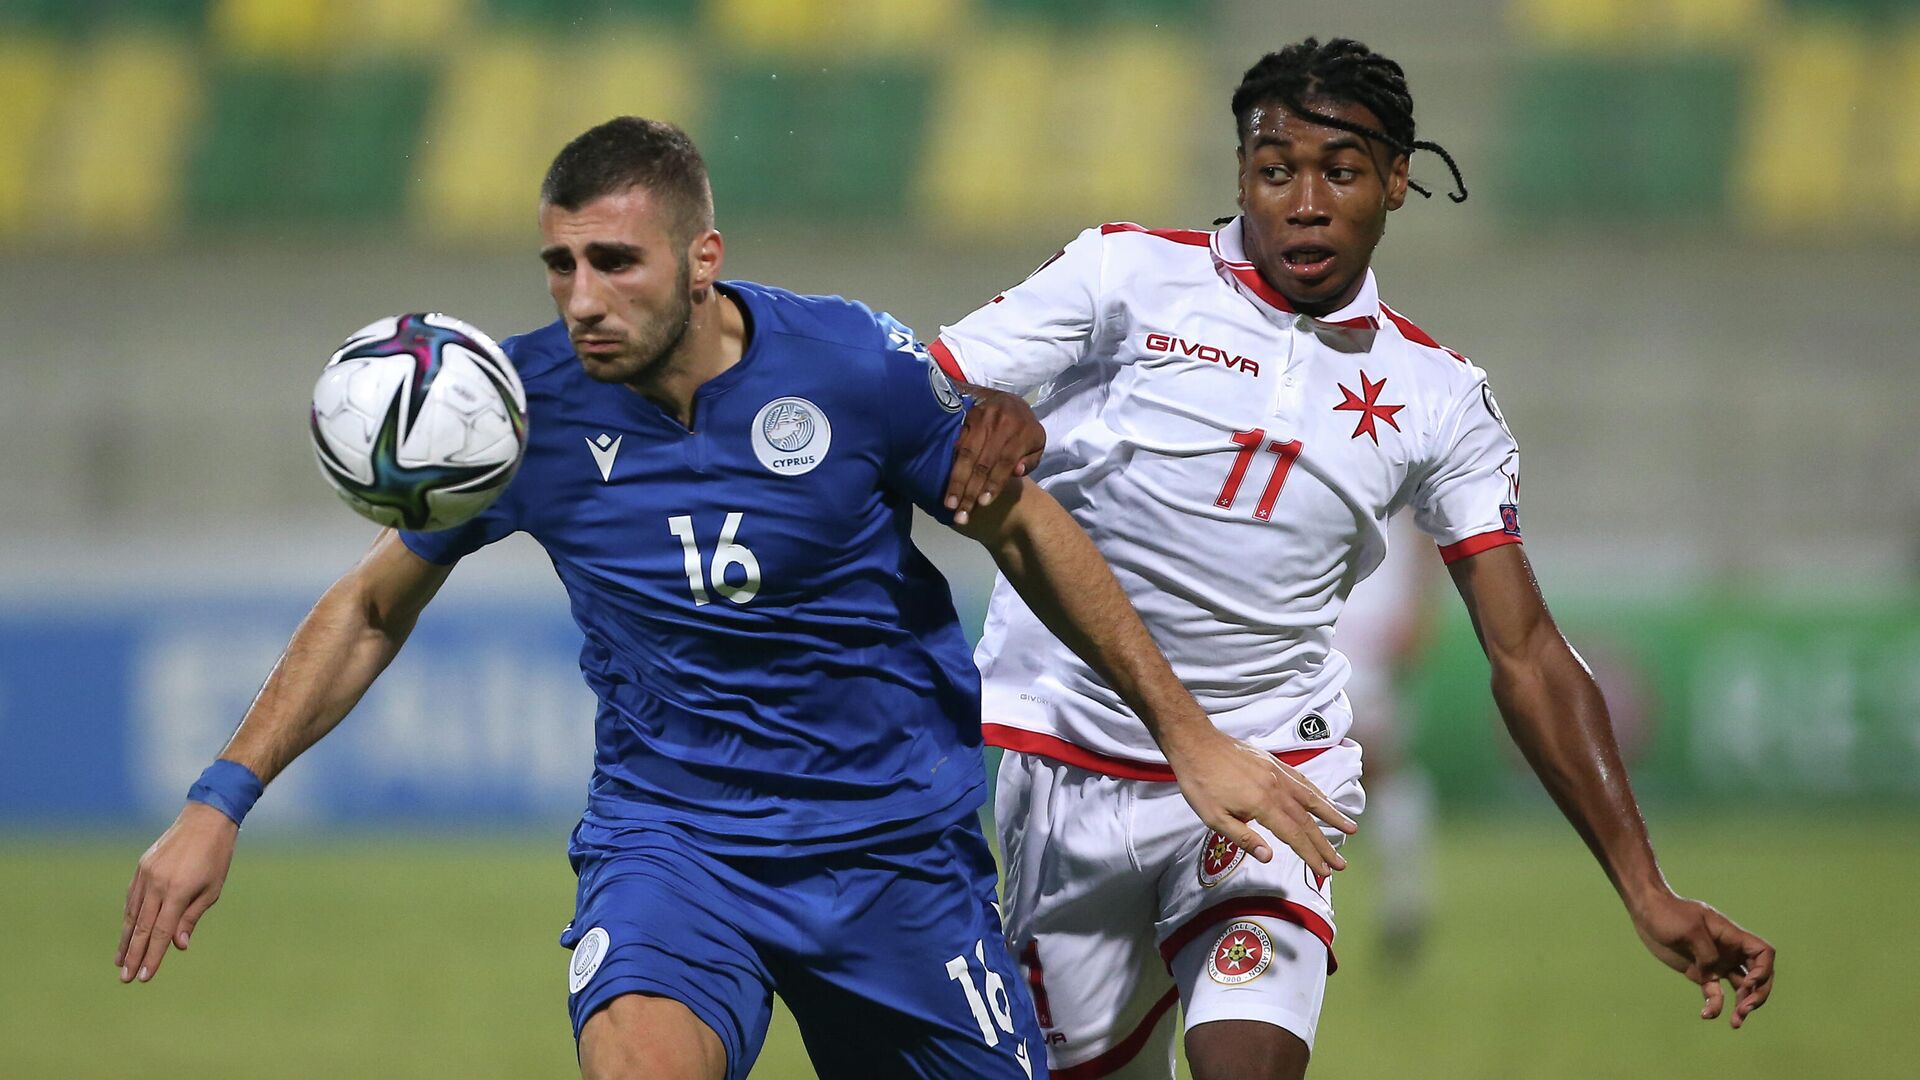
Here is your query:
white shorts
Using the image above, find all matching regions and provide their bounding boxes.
[993,741,1365,1078]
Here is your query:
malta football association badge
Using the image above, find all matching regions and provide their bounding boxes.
[1206,921,1274,985]
[1198,830,1246,888]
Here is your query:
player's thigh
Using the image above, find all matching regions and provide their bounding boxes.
[564,824,777,1080]
[1172,917,1327,1079]
[579,993,727,1080]
[997,754,1180,1078]
[776,821,1046,1080]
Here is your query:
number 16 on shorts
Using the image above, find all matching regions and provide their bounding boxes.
[947,939,1035,1078]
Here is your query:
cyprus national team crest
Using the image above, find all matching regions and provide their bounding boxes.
[751,396,831,476]
[1207,921,1274,985]
[568,926,610,994]
[1198,830,1247,888]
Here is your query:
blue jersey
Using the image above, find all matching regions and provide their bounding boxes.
[400,282,984,855]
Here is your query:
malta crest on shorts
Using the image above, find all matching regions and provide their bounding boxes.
[1206,921,1274,985]
[1198,830,1246,888]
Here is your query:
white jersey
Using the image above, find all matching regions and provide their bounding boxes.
[933,218,1521,771]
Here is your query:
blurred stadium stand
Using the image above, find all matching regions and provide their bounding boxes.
[2,0,1917,828]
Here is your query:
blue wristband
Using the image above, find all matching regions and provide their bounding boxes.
[186,760,265,827]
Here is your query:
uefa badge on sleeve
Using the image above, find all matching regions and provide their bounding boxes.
[1198,831,1247,888]
[568,926,610,995]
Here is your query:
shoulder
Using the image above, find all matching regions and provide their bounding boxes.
[1082,221,1216,290]
[497,319,577,386]
[1376,300,1488,386]
[1096,221,1214,248]
[727,280,906,356]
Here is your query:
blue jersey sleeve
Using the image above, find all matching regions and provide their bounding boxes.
[873,312,970,520]
[398,492,520,565]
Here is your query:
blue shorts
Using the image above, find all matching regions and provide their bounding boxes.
[560,817,1046,1080]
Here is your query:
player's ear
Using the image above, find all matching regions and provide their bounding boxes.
[688,228,724,291]
[1384,152,1410,212]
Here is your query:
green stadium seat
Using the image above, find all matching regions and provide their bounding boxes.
[1501,53,1743,220]
[485,0,700,27]
[189,64,434,226]
[0,1,211,35]
[702,64,932,220]
[1781,0,1915,22]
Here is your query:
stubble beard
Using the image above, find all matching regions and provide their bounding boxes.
[580,269,695,388]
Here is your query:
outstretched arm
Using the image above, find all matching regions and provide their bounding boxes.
[1448,543,1775,1028]
[952,477,1356,876]
[117,530,452,985]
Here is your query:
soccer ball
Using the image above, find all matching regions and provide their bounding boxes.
[310,313,528,531]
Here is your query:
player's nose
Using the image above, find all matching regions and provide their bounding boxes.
[1285,175,1333,227]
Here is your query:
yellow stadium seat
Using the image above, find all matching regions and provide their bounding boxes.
[1734,20,1874,233]
[918,28,1204,236]
[415,33,698,239]
[339,0,472,47]
[0,39,62,238]
[710,0,968,55]
[1660,0,1774,46]
[1512,0,1638,47]
[209,0,333,63]
[1891,25,1920,231]
[1514,0,1774,47]
[42,36,201,239]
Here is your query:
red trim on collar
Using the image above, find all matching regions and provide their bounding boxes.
[1208,234,1380,329]
[1381,302,1467,363]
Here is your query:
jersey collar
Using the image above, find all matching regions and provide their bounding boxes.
[1210,217,1381,330]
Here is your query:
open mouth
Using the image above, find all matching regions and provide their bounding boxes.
[1280,246,1336,277]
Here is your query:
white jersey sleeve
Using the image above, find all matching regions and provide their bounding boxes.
[1410,368,1523,563]
[930,227,1105,394]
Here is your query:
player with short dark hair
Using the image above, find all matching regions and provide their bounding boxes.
[934,37,1776,1079]
[115,116,1356,1080]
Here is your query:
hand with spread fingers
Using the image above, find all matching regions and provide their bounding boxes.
[1631,892,1776,1029]
[1165,729,1358,880]
[944,385,1045,526]
[116,801,237,985]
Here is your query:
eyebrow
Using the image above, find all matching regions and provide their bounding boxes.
[539,241,642,262]
[1251,133,1372,155]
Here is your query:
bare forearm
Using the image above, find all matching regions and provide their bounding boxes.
[1493,633,1665,907]
[219,582,414,783]
[967,486,1215,755]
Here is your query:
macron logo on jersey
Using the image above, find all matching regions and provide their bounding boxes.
[1143,331,1263,377]
[587,433,622,482]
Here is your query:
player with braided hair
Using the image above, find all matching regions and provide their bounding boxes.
[936,37,1775,1079]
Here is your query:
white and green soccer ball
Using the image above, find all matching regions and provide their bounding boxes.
[309,313,528,532]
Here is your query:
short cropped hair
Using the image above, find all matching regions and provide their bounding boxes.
[540,117,716,241]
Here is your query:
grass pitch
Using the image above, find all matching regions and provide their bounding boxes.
[4,811,1910,1079]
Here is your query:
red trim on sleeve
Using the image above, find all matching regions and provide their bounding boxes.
[1158,895,1338,975]
[1049,987,1181,1079]
[1436,529,1522,564]
[985,724,1329,781]
[1099,221,1212,246]
[1380,303,1468,363]
[927,338,968,383]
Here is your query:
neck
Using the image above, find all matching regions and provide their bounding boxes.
[629,286,745,429]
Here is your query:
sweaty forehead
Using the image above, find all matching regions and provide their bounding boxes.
[1242,98,1388,150]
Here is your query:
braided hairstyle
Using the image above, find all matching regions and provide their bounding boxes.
[1229,38,1467,205]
